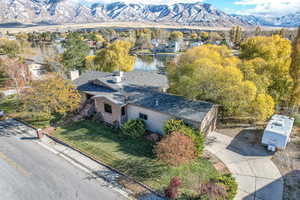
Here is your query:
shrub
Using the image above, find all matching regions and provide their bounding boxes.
[164,119,185,134]
[121,119,146,138]
[164,119,205,156]
[155,132,196,166]
[165,177,182,199]
[179,126,205,156]
[216,174,238,200]
[199,180,227,200]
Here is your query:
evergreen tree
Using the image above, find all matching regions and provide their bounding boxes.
[230,26,242,48]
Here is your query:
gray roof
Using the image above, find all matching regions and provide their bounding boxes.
[74,71,168,91]
[129,90,214,123]
[74,71,215,123]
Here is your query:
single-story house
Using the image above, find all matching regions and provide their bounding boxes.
[73,71,218,135]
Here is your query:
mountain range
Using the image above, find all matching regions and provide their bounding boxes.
[0,0,299,27]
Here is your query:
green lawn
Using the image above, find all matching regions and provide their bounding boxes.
[0,95,50,128]
[54,120,220,195]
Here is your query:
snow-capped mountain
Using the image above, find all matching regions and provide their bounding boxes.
[233,13,300,27]
[0,0,252,27]
[0,0,299,27]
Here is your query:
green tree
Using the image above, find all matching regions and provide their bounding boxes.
[94,40,135,72]
[61,33,90,70]
[289,26,300,109]
[230,26,242,47]
[22,73,81,118]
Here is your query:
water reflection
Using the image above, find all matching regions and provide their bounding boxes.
[134,55,176,73]
[30,43,177,73]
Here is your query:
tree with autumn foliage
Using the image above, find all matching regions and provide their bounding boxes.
[240,35,292,104]
[170,31,183,42]
[155,132,196,166]
[21,74,81,118]
[168,44,275,120]
[2,57,31,96]
[0,38,21,57]
[289,26,300,110]
[94,40,135,72]
[168,45,257,117]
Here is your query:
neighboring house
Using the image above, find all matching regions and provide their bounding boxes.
[24,58,48,80]
[74,71,218,135]
[153,41,181,53]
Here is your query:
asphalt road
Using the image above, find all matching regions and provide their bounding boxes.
[0,122,127,200]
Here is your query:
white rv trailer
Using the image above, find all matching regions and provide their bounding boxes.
[261,114,294,151]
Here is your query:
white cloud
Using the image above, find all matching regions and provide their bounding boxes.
[235,0,300,16]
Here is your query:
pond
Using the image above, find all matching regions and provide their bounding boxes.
[31,43,177,73]
[133,55,177,73]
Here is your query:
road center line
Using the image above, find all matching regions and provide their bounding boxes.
[0,151,31,177]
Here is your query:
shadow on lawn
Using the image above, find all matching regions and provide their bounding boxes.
[57,120,156,159]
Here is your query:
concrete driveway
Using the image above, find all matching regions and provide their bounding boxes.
[205,132,283,200]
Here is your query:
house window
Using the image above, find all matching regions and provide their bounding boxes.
[121,106,126,116]
[104,103,112,113]
[139,113,148,120]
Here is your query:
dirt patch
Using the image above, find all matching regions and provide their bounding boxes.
[272,127,300,200]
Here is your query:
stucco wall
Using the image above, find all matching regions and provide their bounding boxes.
[94,97,122,125]
[127,104,172,134]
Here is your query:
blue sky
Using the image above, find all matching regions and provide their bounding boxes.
[204,0,249,13]
[79,0,300,17]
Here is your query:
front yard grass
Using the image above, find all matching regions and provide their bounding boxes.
[53,120,220,196]
[0,95,50,128]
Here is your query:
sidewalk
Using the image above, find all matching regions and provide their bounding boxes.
[3,119,164,200]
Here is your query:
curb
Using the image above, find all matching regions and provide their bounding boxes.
[12,118,165,199]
